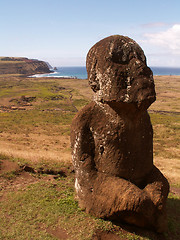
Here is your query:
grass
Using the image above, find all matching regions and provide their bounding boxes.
[2,157,172,240]
[0,77,89,135]
[0,161,115,240]
[0,110,75,133]
[166,193,180,239]
[150,112,180,159]
[0,75,180,239]
[0,156,179,240]
[0,60,24,64]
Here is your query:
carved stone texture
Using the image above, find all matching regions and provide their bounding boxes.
[71,35,169,233]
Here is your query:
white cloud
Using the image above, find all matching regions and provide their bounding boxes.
[145,52,180,67]
[137,24,180,67]
[143,24,180,54]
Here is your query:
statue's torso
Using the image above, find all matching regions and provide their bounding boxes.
[72,102,154,184]
[90,102,153,183]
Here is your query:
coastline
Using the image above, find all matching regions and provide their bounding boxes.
[28,66,180,80]
[28,74,180,80]
[29,73,78,79]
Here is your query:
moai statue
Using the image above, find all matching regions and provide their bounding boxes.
[71,35,169,232]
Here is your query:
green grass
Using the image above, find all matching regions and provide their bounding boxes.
[150,112,180,127]
[0,153,69,177]
[166,193,180,239]
[0,76,180,240]
[0,79,81,135]
[1,170,179,240]
[150,112,180,158]
[0,78,89,135]
[0,170,20,180]
[73,98,90,110]
[1,154,179,240]
[0,173,115,240]
[0,110,75,135]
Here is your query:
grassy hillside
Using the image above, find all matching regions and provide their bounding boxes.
[0,57,51,75]
[0,74,179,240]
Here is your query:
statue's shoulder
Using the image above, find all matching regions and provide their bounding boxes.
[71,101,97,129]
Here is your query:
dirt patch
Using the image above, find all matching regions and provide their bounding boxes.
[10,95,36,104]
[170,186,180,197]
[46,226,68,239]
[47,95,65,101]
[0,159,20,174]
[92,228,165,240]
[51,86,66,92]
[92,230,125,240]
[0,158,66,198]
[37,222,68,240]
[0,95,36,112]
[0,170,38,201]
[93,221,168,240]
[21,164,67,177]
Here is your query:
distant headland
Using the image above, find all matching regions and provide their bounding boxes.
[0,57,52,75]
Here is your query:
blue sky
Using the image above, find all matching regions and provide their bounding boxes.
[0,0,180,67]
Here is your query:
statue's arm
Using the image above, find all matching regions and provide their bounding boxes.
[70,110,168,231]
[71,121,96,176]
[70,118,151,214]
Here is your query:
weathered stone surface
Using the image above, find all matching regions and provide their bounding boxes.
[86,35,156,109]
[71,35,169,232]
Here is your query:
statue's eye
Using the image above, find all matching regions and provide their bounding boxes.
[111,49,129,64]
[110,44,131,64]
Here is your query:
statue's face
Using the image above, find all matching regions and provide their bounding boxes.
[86,35,156,109]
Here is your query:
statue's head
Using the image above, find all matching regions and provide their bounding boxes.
[86,35,156,109]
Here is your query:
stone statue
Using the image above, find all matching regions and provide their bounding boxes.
[71,35,169,232]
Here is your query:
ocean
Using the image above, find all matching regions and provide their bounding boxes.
[32,67,88,79]
[151,67,180,76]
[32,66,180,79]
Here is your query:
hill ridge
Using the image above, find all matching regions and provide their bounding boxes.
[0,57,52,75]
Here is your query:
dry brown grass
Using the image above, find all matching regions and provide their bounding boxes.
[148,76,180,186]
[0,74,179,240]
[149,75,180,112]
[154,157,180,185]
[0,75,179,186]
[0,132,71,163]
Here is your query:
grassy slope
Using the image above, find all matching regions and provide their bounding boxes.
[0,57,50,75]
[0,75,179,240]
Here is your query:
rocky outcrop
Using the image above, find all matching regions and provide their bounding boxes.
[0,57,52,75]
[71,35,169,232]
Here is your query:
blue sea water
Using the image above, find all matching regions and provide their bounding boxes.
[32,66,180,79]
[151,67,180,76]
[32,66,88,79]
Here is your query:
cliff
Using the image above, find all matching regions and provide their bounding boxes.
[0,57,52,75]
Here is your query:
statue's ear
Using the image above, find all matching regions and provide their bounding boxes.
[87,57,100,92]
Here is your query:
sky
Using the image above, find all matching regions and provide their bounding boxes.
[0,0,180,67]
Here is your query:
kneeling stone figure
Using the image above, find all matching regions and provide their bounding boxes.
[71,35,169,232]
